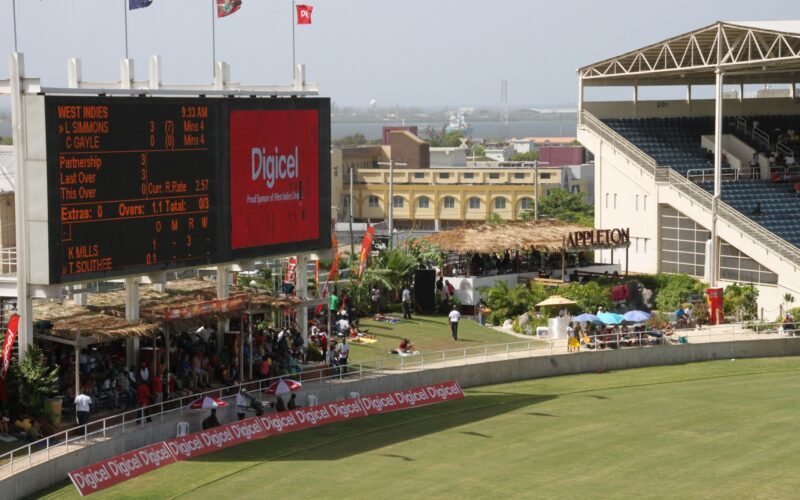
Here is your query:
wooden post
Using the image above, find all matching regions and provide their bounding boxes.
[625,246,629,277]
[561,251,566,282]
[239,314,244,382]
[74,331,81,398]
[248,312,254,380]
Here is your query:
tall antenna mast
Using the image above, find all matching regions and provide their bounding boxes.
[500,78,509,141]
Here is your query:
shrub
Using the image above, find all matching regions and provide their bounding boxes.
[724,283,759,321]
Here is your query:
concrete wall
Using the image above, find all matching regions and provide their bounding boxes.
[14,338,800,498]
[584,97,800,120]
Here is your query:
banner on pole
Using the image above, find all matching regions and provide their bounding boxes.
[357,226,375,279]
[1,314,20,379]
[296,4,313,24]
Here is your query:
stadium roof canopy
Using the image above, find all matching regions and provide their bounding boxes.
[578,21,800,86]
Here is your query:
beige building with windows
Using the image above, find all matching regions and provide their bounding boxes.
[332,143,588,230]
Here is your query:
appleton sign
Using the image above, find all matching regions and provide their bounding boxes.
[565,228,631,250]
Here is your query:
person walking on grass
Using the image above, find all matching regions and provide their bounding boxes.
[402,284,412,320]
[448,305,461,341]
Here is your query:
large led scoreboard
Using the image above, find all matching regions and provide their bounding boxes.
[37,96,331,284]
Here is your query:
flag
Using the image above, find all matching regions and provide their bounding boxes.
[285,257,297,284]
[296,4,313,24]
[217,0,242,18]
[129,0,153,9]
[1,314,20,379]
[357,226,375,279]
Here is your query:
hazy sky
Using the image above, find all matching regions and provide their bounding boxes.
[0,0,796,107]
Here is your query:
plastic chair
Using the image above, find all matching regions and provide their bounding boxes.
[307,395,319,407]
[349,392,360,399]
[176,421,189,437]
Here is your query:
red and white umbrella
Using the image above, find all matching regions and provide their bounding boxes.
[188,396,229,409]
[263,379,302,395]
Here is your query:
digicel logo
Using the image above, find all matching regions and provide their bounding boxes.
[251,146,300,188]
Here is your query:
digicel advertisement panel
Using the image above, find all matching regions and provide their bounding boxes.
[229,109,320,249]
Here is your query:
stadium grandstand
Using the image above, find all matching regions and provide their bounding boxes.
[577,20,800,312]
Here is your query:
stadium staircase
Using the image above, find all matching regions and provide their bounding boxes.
[578,111,800,283]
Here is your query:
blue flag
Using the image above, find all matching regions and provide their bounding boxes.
[129,0,153,10]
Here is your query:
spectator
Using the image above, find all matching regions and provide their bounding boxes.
[448,305,461,341]
[338,338,350,375]
[752,201,765,216]
[137,381,152,424]
[139,363,149,384]
[116,368,136,408]
[371,285,381,315]
[151,371,163,405]
[275,396,287,413]
[288,393,298,410]
[74,390,92,431]
[402,285,412,320]
[202,409,220,430]
[329,287,340,321]
[236,387,250,420]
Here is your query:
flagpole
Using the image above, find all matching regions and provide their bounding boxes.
[211,0,217,78]
[291,0,296,78]
[12,0,18,52]
[124,0,129,59]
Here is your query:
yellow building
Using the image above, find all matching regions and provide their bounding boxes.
[332,145,587,230]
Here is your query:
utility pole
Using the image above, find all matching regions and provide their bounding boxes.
[527,160,548,221]
[349,165,355,257]
[377,159,407,248]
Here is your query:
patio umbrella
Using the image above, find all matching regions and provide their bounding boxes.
[597,312,625,325]
[188,396,229,409]
[263,379,303,395]
[574,313,601,323]
[535,295,577,307]
[623,310,652,323]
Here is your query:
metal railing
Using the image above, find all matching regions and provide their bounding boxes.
[753,125,770,148]
[685,167,758,183]
[736,116,747,133]
[0,321,797,476]
[580,110,800,268]
[777,142,794,156]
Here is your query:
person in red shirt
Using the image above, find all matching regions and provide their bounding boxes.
[151,372,163,405]
[137,382,152,424]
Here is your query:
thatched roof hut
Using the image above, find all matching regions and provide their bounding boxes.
[423,220,591,254]
[33,301,159,346]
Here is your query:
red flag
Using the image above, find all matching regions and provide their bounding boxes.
[296,4,313,24]
[1,314,20,379]
[315,236,339,314]
[217,0,242,18]
[357,226,375,279]
[285,257,297,284]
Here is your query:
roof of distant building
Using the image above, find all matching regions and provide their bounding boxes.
[511,137,577,144]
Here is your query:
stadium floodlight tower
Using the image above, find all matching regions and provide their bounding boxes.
[576,21,800,293]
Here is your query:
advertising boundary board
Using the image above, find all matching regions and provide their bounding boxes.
[68,381,464,496]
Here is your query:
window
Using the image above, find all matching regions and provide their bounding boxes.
[494,198,506,209]
[540,173,551,180]
[438,173,450,180]
[469,197,481,209]
[605,193,609,209]
[414,172,425,179]
[643,195,648,211]
[514,173,525,179]
[463,172,475,179]
[489,173,500,179]
[636,194,639,211]
[393,196,404,208]
[520,198,532,210]
[443,196,456,209]
[418,197,430,208]
[613,193,617,209]
[342,196,350,208]
[368,196,379,208]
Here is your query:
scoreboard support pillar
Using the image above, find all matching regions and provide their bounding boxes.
[9,52,32,357]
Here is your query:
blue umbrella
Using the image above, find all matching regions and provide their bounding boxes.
[623,310,651,323]
[597,312,625,325]
[574,313,601,323]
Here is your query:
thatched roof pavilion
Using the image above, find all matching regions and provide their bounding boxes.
[423,219,592,254]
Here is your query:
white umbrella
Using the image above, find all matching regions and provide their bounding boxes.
[188,396,228,409]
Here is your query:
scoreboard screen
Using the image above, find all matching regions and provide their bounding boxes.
[43,96,330,284]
